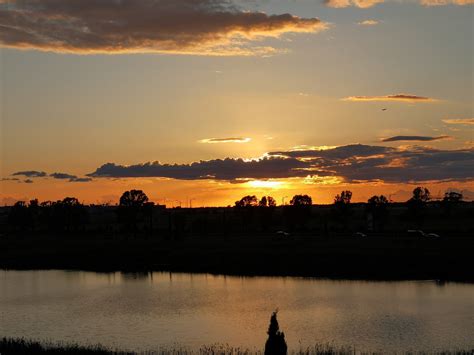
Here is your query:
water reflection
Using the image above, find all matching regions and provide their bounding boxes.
[121,271,153,281]
[1,270,473,352]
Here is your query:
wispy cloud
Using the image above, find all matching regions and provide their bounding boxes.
[11,170,91,182]
[442,118,474,126]
[0,0,327,56]
[326,0,384,8]
[50,173,77,180]
[326,0,472,7]
[12,171,47,178]
[70,177,93,183]
[420,0,473,5]
[50,172,93,182]
[1,177,20,182]
[199,137,251,144]
[358,20,379,26]
[343,94,437,103]
[381,135,452,142]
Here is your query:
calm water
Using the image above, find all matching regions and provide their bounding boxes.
[1,271,473,352]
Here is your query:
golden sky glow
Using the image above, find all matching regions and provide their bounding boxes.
[1,0,473,206]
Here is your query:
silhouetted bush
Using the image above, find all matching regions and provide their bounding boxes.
[264,311,287,355]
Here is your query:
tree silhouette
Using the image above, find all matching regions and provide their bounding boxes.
[118,190,150,233]
[234,195,258,231]
[409,187,430,204]
[443,191,463,203]
[334,190,352,206]
[258,196,276,231]
[259,196,277,207]
[264,311,287,355]
[442,191,463,216]
[235,195,258,208]
[51,197,88,231]
[407,187,430,227]
[367,195,388,208]
[119,190,149,207]
[28,199,40,231]
[333,191,353,231]
[286,195,312,231]
[289,194,312,206]
[367,195,389,231]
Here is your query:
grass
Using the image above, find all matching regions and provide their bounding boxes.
[1,338,473,355]
[0,337,130,354]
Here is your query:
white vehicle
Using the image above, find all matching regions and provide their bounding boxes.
[275,231,291,238]
[354,232,367,238]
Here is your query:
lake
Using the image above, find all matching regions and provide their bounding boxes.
[1,270,473,352]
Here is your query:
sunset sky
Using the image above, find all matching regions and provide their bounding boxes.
[1,0,473,206]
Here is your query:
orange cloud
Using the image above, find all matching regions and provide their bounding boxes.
[421,0,474,5]
[326,0,384,8]
[358,20,380,26]
[0,0,327,56]
[443,118,474,126]
[199,137,251,144]
[326,0,472,7]
[342,94,437,103]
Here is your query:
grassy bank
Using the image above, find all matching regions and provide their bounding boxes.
[0,337,351,355]
[1,338,473,355]
[1,233,473,281]
[0,338,130,355]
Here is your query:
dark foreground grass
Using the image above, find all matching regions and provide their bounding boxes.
[0,337,131,354]
[1,338,473,355]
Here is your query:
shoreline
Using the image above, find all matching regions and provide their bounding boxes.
[2,233,473,282]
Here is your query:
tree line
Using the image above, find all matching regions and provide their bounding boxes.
[234,187,463,208]
[5,187,466,234]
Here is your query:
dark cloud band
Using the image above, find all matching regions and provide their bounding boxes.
[12,170,47,178]
[0,0,327,56]
[88,157,310,181]
[381,135,452,142]
[10,171,92,183]
[88,144,474,183]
